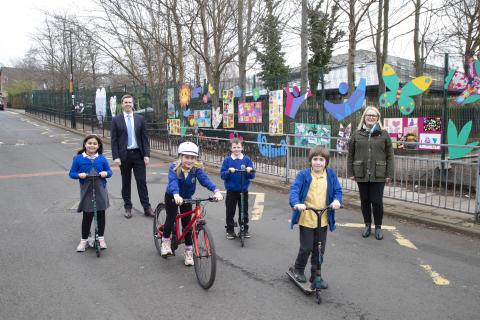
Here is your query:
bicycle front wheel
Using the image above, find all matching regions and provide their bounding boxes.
[153,203,166,255]
[193,224,216,289]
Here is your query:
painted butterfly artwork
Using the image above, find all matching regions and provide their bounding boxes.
[379,64,432,115]
[444,60,480,105]
[324,78,366,121]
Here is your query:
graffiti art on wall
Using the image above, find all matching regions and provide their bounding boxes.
[269,90,283,135]
[179,84,191,108]
[223,88,235,128]
[257,133,287,158]
[238,102,262,123]
[447,120,479,159]
[285,84,312,119]
[193,109,212,127]
[324,78,366,121]
[294,123,331,148]
[379,64,432,115]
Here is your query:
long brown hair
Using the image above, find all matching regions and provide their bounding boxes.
[77,134,103,154]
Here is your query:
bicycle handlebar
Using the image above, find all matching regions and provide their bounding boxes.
[175,197,219,205]
[231,168,256,173]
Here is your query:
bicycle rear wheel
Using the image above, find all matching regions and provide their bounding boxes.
[193,224,216,289]
[153,203,166,255]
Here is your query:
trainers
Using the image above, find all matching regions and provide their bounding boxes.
[289,267,307,283]
[239,230,251,238]
[76,239,88,252]
[184,250,194,266]
[161,240,173,256]
[226,231,236,240]
[98,237,107,249]
[309,279,328,290]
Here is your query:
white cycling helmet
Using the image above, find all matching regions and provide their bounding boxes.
[178,141,199,157]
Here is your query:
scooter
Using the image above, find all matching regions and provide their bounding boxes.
[232,165,255,247]
[86,168,101,258]
[286,206,331,304]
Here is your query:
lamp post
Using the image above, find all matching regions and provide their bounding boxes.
[68,30,76,129]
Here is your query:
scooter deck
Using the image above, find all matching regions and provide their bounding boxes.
[286,270,313,295]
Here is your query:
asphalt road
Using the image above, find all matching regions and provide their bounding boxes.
[1,110,479,320]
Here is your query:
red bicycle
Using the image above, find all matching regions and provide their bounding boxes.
[153,197,217,289]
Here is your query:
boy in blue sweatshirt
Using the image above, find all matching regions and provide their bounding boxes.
[289,146,342,290]
[220,138,255,239]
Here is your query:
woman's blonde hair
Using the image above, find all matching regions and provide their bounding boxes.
[174,157,204,177]
[357,106,384,131]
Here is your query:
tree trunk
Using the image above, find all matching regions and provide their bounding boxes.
[413,0,422,107]
[375,0,384,95]
[347,0,356,94]
[237,0,246,101]
[300,0,308,93]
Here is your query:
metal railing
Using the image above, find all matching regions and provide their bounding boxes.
[26,107,480,218]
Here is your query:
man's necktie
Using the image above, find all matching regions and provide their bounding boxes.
[127,115,133,147]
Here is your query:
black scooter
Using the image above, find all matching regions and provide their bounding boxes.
[286,206,331,304]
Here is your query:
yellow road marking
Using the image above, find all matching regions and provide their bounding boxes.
[219,191,265,220]
[420,265,450,286]
[250,192,264,221]
[336,223,396,231]
[392,230,418,250]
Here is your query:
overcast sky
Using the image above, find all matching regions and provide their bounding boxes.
[0,0,461,69]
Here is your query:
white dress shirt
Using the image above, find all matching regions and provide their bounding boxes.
[123,112,139,149]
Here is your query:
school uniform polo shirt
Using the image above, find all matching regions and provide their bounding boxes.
[299,170,328,228]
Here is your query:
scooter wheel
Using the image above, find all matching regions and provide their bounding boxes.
[316,291,322,304]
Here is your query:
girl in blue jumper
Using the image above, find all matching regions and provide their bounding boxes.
[220,138,255,239]
[289,146,342,290]
[162,141,223,266]
[69,134,112,252]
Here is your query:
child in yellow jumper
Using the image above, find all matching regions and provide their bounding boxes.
[289,146,342,289]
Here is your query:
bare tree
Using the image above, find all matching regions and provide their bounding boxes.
[442,0,480,58]
[336,0,376,93]
[300,0,309,93]
[188,0,238,108]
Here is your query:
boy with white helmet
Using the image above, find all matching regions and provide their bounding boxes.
[162,141,223,265]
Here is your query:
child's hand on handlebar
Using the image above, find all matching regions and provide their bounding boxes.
[213,191,223,201]
[174,194,183,205]
[294,203,306,211]
[78,173,87,179]
[99,171,108,178]
[330,199,341,210]
[246,167,253,173]
[228,167,236,173]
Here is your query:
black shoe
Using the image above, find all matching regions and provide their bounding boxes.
[362,224,371,238]
[226,231,236,240]
[144,207,155,217]
[124,208,132,219]
[310,279,328,290]
[290,267,307,283]
[375,226,383,240]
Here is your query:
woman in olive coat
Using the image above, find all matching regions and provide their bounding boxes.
[347,106,394,240]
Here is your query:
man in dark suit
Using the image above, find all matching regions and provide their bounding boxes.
[111,94,154,218]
